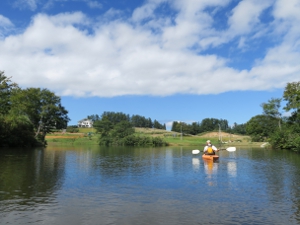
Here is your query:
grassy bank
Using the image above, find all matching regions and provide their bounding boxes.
[46,127,263,147]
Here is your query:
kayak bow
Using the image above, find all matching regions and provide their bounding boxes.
[202,154,219,161]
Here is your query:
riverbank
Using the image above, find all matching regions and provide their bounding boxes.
[45,127,265,148]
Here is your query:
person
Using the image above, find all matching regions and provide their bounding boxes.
[203,140,218,155]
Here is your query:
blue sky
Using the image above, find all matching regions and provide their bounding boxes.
[1,0,299,129]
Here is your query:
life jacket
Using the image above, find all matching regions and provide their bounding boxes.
[207,146,215,155]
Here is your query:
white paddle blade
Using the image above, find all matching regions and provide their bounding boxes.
[226,147,236,152]
[192,149,200,154]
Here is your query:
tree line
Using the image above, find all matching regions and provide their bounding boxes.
[171,119,246,135]
[87,113,166,130]
[88,112,167,146]
[0,71,69,147]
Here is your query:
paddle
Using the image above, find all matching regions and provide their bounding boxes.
[192,147,236,154]
[219,147,236,152]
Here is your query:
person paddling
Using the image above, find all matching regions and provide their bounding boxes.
[203,140,219,155]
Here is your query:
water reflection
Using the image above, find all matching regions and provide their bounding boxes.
[192,157,200,172]
[227,161,237,177]
[1,146,300,224]
[203,159,218,186]
[165,148,173,174]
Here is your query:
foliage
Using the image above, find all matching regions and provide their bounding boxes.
[94,113,167,146]
[0,71,70,147]
[122,135,167,146]
[0,114,36,147]
[272,81,300,151]
[0,71,19,115]
[90,112,166,130]
[100,111,130,125]
[246,115,278,142]
[93,117,113,136]
[261,98,282,130]
[110,121,135,139]
[10,88,70,142]
[87,114,100,122]
[66,126,79,133]
[131,114,153,128]
[283,81,300,112]
[250,81,300,151]
[269,128,300,153]
[231,123,247,135]
[171,118,230,135]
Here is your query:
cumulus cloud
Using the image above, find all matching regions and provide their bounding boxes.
[227,0,273,36]
[0,0,300,97]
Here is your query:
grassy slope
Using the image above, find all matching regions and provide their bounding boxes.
[46,127,259,147]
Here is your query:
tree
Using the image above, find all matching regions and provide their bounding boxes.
[93,117,113,136]
[283,81,300,128]
[283,81,300,112]
[87,114,100,122]
[0,71,19,115]
[231,123,246,135]
[10,88,70,142]
[246,115,278,141]
[0,114,36,147]
[101,111,130,125]
[153,119,165,129]
[111,121,134,139]
[261,98,282,130]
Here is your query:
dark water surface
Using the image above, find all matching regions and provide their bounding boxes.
[1,146,300,225]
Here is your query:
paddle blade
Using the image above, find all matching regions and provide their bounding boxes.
[226,147,236,152]
[192,149,200,154]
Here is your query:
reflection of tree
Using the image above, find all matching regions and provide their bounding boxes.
[90,147,155,178]
[0,148,66,206]
[89,147,189,179]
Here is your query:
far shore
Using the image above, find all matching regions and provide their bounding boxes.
[45,128,268,148]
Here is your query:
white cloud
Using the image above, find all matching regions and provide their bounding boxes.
[0,15,14,28]
[227,0,273,36]
[85,0,102,9]
[273,0,300,21]
[132,3,157,22]
[13,0,39,11]
[0,0,300,98]
[0,15,14,39]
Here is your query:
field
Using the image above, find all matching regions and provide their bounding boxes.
[45,127,261,147]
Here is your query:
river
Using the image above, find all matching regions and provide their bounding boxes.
[1,145,300,225]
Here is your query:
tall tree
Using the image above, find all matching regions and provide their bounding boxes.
[246,115,277,141]
[0,71,19,115]
[93,117,113,137]
[87,114,100,122]
[10,88,70,142]
[261,98,282,130]
[101,111,130,125]
[283,81,300,112]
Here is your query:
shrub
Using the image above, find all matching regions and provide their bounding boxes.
[66,126,79,133]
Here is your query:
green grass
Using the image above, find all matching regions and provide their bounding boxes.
[164,136,211,146]
[78,127,96,133]
[46,127,257,147]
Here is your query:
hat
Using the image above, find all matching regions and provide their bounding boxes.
[206,140,211,143]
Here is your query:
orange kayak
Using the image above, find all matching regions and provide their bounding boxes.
[202,154,219,161]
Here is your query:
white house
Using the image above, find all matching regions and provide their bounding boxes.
[78,119,93,128]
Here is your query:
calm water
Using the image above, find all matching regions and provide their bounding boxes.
[1,145,300,225]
